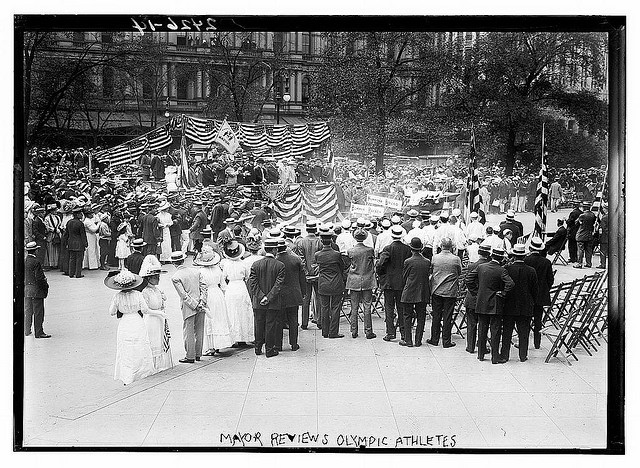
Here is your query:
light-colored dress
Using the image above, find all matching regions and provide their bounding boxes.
[200,266,233,350]
[109,290,155,385]
[141,284,174,372]
[83,214,100,269]
[157,211,173,262]
[221,258,255,343]
[116,233,131,260]
[242,254,262,269]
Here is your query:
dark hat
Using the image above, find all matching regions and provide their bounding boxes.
[223,240,245,259]
[409,237,424,251]
[353,228,368,242]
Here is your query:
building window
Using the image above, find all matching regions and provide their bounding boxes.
[302,32,310,55]
[301,76,310,103]
[273,32,284,53]
[101,32,113,43]
[176,35,187,46]
[102,67,114,98]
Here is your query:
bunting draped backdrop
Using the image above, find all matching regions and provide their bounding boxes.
[272,183,339,224]
[92,115,331,166]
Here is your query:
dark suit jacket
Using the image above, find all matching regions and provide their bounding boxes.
[464,257,490,309]
[125,251,145,274]
[499,220,522,240]
[545,226,567,255]
[376,240,412,290]
[190,210,208,240]
[504,261,538,316]
[277,251,307,307]
[64,218,88,251]
[466,260,515,315]
[567,208,582,238]
[249,255,285,310]
[401,254,431,304]
[142,213,161,244]
[151,155,164,180]
[25,254,48,298]
[524,253,554,306]
[202,167,216,187]
[210,204,229,233]
[314,246,346,295]
[32,216,47,242]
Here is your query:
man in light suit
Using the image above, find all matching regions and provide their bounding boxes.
[171,251,207,363]
[346,229,377,339]
[466,247,515,364]
[276,238,306,351]
[501,244,538,362]
[248,238,286,357]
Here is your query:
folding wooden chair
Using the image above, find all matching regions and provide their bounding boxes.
[542,308,581,365]
[551,234,569,266]
[565,292,608,356]
[371,287,384,318]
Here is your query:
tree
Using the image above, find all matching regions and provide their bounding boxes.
[308,32,456,173]
[23,31,132,146]
[441,32,608,175]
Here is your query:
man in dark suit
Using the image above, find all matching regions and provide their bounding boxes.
[125,238,147,292]
[501,244,538,362]
[575,202,597,268]
[143,203,163,257]
[24,242,51,338]
[249,238,286,357]
[32,205,48,266]
[314,231,347,338]
[276,238,307,351]
[210,197,229,241]
[466,247,515,364]
[546,218,567,257]
[150,153,165,180]
[566,202,582,263]
[524,236,555,349]
[189,200,208,253]
[63,207,88,278]
[463,243,492,354]
[376,225,412,342]
[399,237,431,347]
[499,211,522,241]
[140,153,151,181]
[167,200,184,252]
[294,220,323,329]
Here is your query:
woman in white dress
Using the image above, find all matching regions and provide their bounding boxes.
[165,166,178,192]
[194,246,233,355]
[106,269,155,385]
[156,201,173,263]
[139,256,174,373]
[221,241,255,347]
[83,207,100,270]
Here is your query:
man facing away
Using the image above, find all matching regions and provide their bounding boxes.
[294,220,323,329]
[399,237,431,347]
[276,238,306,352]
[523,237,554,349]
[314,230,347,339]
[463,243,492,354]
[24,242,51,338]
[170,251,207,363]
[248,238,286,357]
[346,228,377,339]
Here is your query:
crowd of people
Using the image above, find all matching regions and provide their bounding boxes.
[23,145,608,386]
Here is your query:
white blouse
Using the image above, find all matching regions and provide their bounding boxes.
[109,290,150,316]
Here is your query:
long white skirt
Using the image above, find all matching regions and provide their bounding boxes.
[225,280,255,343]
[204,285,233,350]
[83,232,100,269]
[114,314,155,385]
[143,314,174,373]
[159,227,172,262]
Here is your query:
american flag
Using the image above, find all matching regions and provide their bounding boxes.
[272,183,339,224]
[162,319,171,353]
[466,126,481,224]
[180,120,191,189]
[592,169,608,234]
[147,124,173,151]
[533,123,549,239]
[94,136,149,167]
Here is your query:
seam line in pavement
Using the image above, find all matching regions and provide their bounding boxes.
[141,391,171,446]
[235,347,258,433]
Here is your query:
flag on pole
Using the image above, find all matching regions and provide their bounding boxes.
[533,123,549,239]
[592,167,608,234]
[180,116,191,188]
[214,119,240,154]
[466,126,481,224]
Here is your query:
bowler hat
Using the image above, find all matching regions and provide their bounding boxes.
[409,237,424,251]
[353,229,367,242]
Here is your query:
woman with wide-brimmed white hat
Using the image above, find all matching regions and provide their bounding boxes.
[156,200,173,263]
[221,240,254,347]
[194,245,233,355]
[139,255,174,373]
[106,269,155,385]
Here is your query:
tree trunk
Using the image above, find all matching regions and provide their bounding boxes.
[375,114,387,174]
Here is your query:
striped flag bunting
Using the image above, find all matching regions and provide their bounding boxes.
[592,169,608,234]
[180,123,191,189]
[185,116,220,145]
[147,124,173,151]
[466,127,481,223]
[95,137,149,167]
[291,125,311,156]
[533,124,549,239]
[272,183,339,224]
[162,319,171,353]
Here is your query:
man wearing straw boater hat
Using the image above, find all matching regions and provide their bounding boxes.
[248,238,286,357]
[315,227,346,339]
[63,205,88,278]
[500,244,538,362]
[24,242,51,338]
[170,250,207,364]
[524,236,554,349]
[275,238,306,352]
[294,220,323,330]
[463,243,492,354]
[346,228,377,340]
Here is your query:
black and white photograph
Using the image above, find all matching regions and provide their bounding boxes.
[12,11,625,453]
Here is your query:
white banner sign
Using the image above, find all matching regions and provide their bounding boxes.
[366,194,403,211]
[350,203,385,218]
